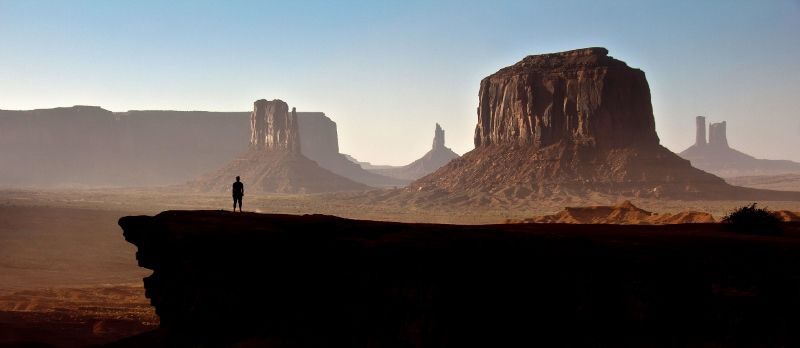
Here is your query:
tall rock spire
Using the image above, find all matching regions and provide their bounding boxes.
[695,116,707,146]
[432,123,445,150]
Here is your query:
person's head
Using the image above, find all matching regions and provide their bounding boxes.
[236,176,240,182]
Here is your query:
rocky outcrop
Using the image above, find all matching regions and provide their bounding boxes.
[680,118,800,177]
[296,112,407,187]
[370,123,460,181]
[695,116,707,146]
[775,211,800,222]
[191,100,368,194]
[510,201,715,224]
[115,210,800,347]
[708,121,728,148]
[250,100,299,152]
[406,48,800,201]
[432,123,445,149]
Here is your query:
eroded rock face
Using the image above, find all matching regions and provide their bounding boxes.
[250,100,299,152]
[433,123,445,149]
[474,47,657,149]
[407,48,800,201]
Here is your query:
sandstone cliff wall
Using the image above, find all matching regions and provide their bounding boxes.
[250,100,300,152]
[474,47,657,149]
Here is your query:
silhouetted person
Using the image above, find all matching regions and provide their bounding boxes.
[232,176,244,212]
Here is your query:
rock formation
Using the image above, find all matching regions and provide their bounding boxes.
[509,201,715,224]
[296,112,407,187]
[400,48,800,203]
[192,99,368,194]
[0,106,252,187]
[695,116,707,147]
[369,123,460,181]
[774,210,800,222]
[708,121,728,148]
[116,210,800,347]
[680,118,800,177]
[0,104,399,188]
[473,48,658,149]
[250,100,299,152]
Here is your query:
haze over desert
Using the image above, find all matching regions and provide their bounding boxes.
[1,1,800,347]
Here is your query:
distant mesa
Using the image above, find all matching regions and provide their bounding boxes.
[296,112,407,187]
[402,47,800,202]
[0,102,417,189]
[191,99,368,194]
[679,116,800,177]
[509,200,715,224]
[365,123,460,181]
[0,106,251,187]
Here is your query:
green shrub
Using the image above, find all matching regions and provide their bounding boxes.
[721,203,782,236]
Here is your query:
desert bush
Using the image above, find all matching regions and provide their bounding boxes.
[721,203,782,235]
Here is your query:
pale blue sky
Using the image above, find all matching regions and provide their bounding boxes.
[1,0,798,165]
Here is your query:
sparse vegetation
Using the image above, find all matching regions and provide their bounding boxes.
[721,203,783,235]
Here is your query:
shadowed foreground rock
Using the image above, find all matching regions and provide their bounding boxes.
[114,211,800,347]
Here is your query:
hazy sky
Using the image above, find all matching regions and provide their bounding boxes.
[1,0,798,165]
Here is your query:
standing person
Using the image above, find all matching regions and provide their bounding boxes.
[232,176,244,212]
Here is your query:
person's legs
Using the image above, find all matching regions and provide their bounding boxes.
[232,196,237,211]
[235,196,243,212]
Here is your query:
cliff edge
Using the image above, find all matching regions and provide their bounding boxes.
[114,210,800,347]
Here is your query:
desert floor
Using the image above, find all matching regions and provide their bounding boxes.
[1,187,799,347]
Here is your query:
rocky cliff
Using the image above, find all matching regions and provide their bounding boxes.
[473,47,657,149]
[296,112,407,187]
[406,48,800,201]
[114,210,800,347]
[680,117,800,177]
[191,100,368,194]
[370,123,460,181]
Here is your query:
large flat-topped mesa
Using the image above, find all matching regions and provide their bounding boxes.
[475,47,656,149]
[404,48,800,202]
